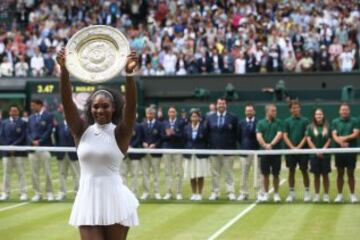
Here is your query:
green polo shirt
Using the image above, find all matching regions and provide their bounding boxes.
[331,117,359,148]
[256,118,283,149]
[306,124,331,159]
[284,116,309,147]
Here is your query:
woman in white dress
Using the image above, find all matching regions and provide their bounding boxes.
[56,48,139,240]
[183,109,210,201]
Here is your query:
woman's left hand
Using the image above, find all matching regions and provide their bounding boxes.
[125,51,138,74]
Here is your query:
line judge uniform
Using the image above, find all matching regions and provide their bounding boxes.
[0,117,27,199]
[27,109,54,199]
[206,111,238,198]
[54,120,80,199]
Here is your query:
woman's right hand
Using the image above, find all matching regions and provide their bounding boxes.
[56,48,66,68]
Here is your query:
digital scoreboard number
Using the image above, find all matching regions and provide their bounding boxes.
[33,83,125,94]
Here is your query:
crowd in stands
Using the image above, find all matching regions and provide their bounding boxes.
[0,0,360,77]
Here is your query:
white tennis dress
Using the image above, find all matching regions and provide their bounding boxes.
[69,123,139,227]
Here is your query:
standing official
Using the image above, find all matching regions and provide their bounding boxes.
[283,100,311,202]
[207,98,238,200]
[184,109,210,201]
[0,105,28,201]
[54,118,80,201]
[306,108,331,202]
[332,103,359,203]
[121,118,144,197]
[256,104,283,202]
[161,106,185,200]
[27,99,54,201]
[140,107,162,200]
[237,103,261,201]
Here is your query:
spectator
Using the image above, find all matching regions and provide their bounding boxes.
[15,55,29,77]
[30,47,45,77]
[328,37,343,71]
[0,57,13,77]
[296,51,314,72]
[234,52,246,74]
[318,45,332,71]
[338,45,355,72]
[163,48,177,74]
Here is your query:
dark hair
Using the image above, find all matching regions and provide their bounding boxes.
[31,99,43,106]
[85,88,124,125]
[190,108,201,117]
[168,105,177,111]
[339,102,350,110]
[8,104,20,111]
[245,102,254,109]
[288,99,300,109]
[310,108,329,137]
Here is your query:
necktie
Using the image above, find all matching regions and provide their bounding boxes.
[36,114,41,122]
[218,114,224,127]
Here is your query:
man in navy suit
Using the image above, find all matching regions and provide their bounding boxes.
[161,106,185,200]
[54,117,79,201]
[27,99,54,201]
[121,114,143,197]
[206,98,238,200]
[0,105,28,201]
[237,103,261,201]
[140,107,163,200]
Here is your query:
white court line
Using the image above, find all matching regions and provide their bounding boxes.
[0,190,74,212]
[0,202,29,212]
[207,179,287,240]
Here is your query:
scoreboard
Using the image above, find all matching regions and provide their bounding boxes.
[26,80,143,115]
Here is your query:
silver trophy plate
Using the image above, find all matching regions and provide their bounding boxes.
[65,25,130,83]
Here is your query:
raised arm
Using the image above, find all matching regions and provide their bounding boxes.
[116,51,138,154]
[56,48,85,143]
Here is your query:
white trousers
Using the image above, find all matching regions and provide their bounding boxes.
[2,156,27,195]
[239,154,263,194]
[29,151,53,195]
[163,154,183,194]
[141,154,161,194]
[210,155,235,194]
[57,155,80,194]
[121,158,141,196]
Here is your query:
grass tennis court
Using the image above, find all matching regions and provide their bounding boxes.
[0,157,359,240]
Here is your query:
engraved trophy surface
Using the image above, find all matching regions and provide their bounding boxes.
[65,25,130,83]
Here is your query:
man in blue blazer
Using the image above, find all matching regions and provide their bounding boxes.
[0,105,28,201]
[161,106,185,200]
[206,98,238,200]
[54,117,79,201]
[237,103,261,201]
[27,99,54,201]
[140,107,163,200]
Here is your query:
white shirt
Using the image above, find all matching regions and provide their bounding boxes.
[0,62,13,77]
[31,55,45,71]
[15,62,29,77]
[234,58,246,74]
[163,53,177,74]
[339,52,354,70]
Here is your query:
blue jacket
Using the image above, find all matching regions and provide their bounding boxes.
[140,119,163,157]
[54,122,78,161]
[0,118,27,157]
[161,118,185,149]
[237,118,259,150]
[183,122,208,159]
[128,122,144,160]
[27,111,54,146]
[206,112,238,149]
